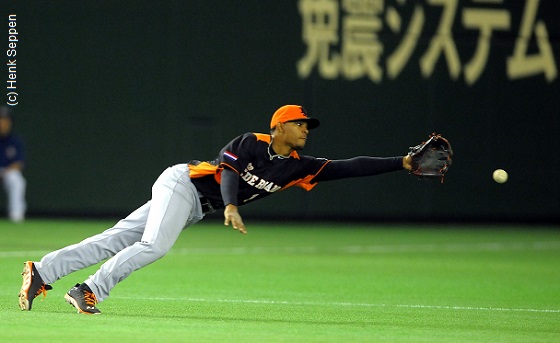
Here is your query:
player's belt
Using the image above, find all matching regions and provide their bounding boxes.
[198,194,216,214]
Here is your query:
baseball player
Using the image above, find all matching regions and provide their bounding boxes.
[18,105,415,315]
[0,106,26,223]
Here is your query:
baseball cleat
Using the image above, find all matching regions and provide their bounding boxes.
[64,283,101,315]
[18,261,53,311]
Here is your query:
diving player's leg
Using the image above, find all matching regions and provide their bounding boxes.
[35,202,152,284]
[19,201,150,311]
[82,164,204,303]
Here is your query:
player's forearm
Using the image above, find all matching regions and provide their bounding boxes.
[221,168,247,234]
[220,168,239,206]
[313,156,405,182]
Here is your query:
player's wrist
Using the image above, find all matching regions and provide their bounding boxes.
[402,155,412,171]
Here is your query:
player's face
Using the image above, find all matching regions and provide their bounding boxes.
[282,121,309,151]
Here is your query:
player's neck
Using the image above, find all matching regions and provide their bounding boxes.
[270,138,293,158]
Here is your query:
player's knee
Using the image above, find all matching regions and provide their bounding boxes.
[139,240,172,260]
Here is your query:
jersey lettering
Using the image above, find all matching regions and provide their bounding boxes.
[240,169,282,193]
[255,179,268,189]
[247,174,259,186]
[264,183,281,192]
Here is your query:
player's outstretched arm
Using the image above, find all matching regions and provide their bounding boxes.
[313,156,406,183]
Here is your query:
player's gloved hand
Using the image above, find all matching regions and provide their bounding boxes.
[224,204,247,234]
[408,133,453,183]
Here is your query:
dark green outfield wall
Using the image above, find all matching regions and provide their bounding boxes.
[1,1,558,221]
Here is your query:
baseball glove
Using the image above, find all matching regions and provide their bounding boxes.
[408,133,453,182]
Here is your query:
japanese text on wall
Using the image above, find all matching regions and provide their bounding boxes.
[297,0,557,85]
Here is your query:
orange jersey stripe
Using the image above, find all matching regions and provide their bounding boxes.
[281,160,331,191]
[187,162,224,184]
[254,133,271,144]
[188,162,219,178]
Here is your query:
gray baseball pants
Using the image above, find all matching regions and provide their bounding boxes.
[34,164,204,302]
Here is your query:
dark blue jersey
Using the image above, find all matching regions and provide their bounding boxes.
[0,133,24,168]
[188,132,404,209]
[189,133,329,208]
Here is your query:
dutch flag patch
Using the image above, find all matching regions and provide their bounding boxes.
[223,151,238,161]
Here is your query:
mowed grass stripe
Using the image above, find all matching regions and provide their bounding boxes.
[118,296,560,313]
[3,240,559,258]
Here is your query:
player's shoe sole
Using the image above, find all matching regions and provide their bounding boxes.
[18,261,52,311]
[64,283,101,315]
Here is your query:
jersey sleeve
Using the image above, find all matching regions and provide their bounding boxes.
[217,133,260,174]
[282,155,331,191]
[220,167,240,206]
[188,132,258,180]
[312,156,404,182]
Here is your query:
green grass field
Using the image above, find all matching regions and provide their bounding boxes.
[1,219,559,342]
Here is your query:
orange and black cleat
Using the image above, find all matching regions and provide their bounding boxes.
[64,283,101,315]
[18,261,53,311]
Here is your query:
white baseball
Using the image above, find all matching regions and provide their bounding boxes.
[493,169,508,184]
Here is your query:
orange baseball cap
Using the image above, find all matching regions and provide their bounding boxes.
[270,105,320,130]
